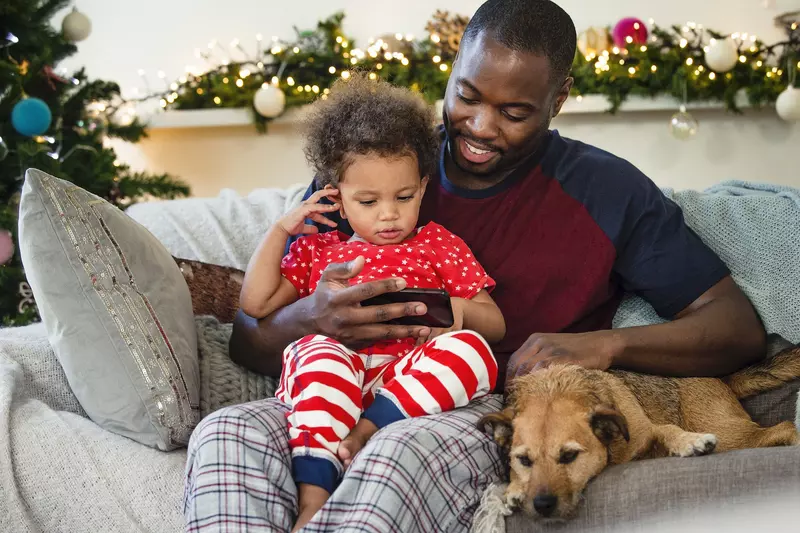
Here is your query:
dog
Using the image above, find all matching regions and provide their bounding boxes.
[478,346,800,521]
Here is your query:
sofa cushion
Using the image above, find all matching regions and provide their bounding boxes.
[17,169,199,451]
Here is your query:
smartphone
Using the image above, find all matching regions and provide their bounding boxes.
[361,288,454,328]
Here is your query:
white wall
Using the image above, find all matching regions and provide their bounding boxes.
[59,0,800,197]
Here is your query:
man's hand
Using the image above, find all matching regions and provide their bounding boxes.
[506,331,621,383]
[309,256,432,348]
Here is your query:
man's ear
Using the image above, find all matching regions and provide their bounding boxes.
[477,407,515,450]
[551,76,574,119]
[590,405,630,444]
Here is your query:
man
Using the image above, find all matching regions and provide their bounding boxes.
[183,1,766,531]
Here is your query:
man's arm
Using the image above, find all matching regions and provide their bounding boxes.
[507,276,766,380]
[229,298,315,377]
[609,275,765,375]
[229,258,433,376]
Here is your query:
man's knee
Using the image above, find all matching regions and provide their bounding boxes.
[188,400,288,455]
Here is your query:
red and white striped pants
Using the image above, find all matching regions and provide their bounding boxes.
[274,330,498,492]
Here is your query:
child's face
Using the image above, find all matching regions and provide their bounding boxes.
[335,153,428,245]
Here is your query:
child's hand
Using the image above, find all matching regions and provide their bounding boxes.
[416,298,464,345]
[277,188,340,236]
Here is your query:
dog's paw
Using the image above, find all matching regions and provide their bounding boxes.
[673,433,717,457]
[505,492,524,512]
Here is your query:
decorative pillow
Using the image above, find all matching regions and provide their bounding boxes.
[175,257,244,324]
[17,169,199,451]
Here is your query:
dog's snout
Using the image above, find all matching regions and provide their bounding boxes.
[533,494,558,517]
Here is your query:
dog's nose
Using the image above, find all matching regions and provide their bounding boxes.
[533,494,558,517]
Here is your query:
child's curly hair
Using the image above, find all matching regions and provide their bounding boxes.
[302,73,440,187]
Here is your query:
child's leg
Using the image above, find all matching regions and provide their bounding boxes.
[340,331,497,462]
[275,335,366,530]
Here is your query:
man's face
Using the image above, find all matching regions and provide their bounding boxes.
[443,32,572,178]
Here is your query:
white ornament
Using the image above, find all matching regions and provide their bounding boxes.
[669,105,698,140]
[253,84,286,118]
[62,8,92,42]
[775,86,800,122]
[704,38,738,73]
[110,102,137,127]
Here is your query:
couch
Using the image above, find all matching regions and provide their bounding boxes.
[1,177,798,533]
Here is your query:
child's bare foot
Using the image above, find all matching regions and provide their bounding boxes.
[338,418,378,468]
[293,483,330,532]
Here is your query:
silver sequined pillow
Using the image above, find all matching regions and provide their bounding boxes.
[18,169,200,451]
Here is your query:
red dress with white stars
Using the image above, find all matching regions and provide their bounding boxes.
[280,221,496,357]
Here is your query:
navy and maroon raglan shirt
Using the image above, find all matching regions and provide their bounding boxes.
[291,130,730,389]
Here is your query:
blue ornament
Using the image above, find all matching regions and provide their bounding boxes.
[11,97,52,137]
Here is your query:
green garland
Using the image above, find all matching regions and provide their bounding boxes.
[151,11,799,129]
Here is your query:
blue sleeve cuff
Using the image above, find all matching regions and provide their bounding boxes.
[292,456,339,494]
[362,393,407,429]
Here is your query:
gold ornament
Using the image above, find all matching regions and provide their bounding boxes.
[425,10,470,59]
[577,27,611,58]
[375,33,413,56]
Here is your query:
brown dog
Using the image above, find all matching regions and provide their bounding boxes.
[478,346,800,521]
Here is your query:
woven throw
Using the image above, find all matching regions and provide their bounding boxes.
[196,315,277,418]
[613,181,800,346]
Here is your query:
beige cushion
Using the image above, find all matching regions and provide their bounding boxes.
[17,169,199,451]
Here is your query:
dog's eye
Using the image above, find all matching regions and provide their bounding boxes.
[559,450,580,464]
[516,455,533,467]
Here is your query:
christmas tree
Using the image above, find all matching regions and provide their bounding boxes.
[0,0,190,326]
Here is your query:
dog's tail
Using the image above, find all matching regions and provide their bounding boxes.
[724,346,800,400]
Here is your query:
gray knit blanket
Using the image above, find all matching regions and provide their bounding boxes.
[196,316,277,417]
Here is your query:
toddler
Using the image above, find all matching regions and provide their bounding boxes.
[240,74,506,532]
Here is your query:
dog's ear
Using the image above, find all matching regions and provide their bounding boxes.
[590,405,630,444]
[477,408,515,449]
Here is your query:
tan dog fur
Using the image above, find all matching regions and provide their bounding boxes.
[478,346,800,521]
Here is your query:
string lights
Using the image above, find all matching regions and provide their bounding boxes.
[135,11,800,131]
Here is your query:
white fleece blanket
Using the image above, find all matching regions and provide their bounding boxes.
[0,185,305,533]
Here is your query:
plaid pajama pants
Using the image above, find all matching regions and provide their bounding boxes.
[274,331,498,493]
[183,394,505,532]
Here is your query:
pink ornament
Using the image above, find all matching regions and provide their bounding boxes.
[612,17,648,47]
[0,230,13,265]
